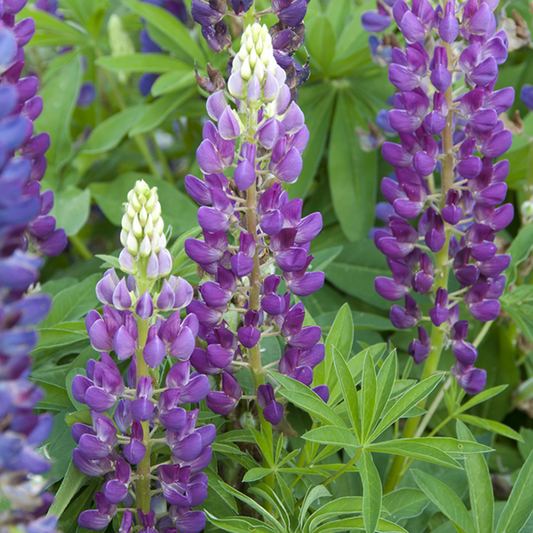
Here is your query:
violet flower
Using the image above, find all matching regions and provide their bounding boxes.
[184,21,325,427]
[72,181,211,533]
[371,0,514,394]
[1,9,67,533]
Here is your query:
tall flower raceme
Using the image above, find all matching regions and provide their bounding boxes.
[183,21,327,429]
[191,0,309,97]
[71,181,211,533]
[367,0,515,396]
[0,8,67,533]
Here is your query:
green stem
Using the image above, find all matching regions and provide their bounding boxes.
[383,42,455,494]
[135,269,152,515]
[320,449,362,487]
[69,234,92,259]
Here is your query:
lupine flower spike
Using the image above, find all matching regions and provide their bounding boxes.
[368,0,514,394]
[0,6,67,533]
[184,20,325,428]
[72,181,211,533]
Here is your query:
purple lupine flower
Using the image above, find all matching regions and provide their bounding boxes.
[369,0,513,394]
[0,11,67,533]
[521,84,533,111]
[71,181,211,531]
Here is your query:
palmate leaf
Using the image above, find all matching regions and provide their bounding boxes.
[370,374,443,441]
[302,426,360,449]
[371,351,397,434]
[412,470,476,533]
[457,414,523,441]
[249,484,290,531]
[272,372,346,427]
[328,343,387,406]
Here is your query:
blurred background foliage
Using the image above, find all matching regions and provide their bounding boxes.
[20,0,533,530]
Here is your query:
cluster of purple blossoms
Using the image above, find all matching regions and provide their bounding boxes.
[71,181,211,533]
[183,21,326,426]
[365,0,515,394]
[138,0,191,96]
[0,5,67,532]
[192,0,309,97]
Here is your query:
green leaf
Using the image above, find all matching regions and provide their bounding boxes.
[95,254,121,270]
[21,6,89,47]
[456,421,493,533]
[361,352,378,443]
[48,461,88,518]
[359,450,382,533]
[300,486,332,529]
[81,106,145,155]
[273,373,346,427]
[249,484,290,530]
[288,84,336,200]
[324,241,390,309]
[242,468,274,483]
[367,441,462,470]
[151,70,196,96]
[307,15,336,70]
[35,325,87,351]
[370,374,442,440]
[412,469,476,533]
[39,274,99,328]
[328,343,387,406]
[95,54,190,73]
[205,512,279,533]
[217,483,285,533]
[504,225,533,287]
[90,172,197,236]
[302,426,360,448]
[371,351,397,433]
[328,91,377,241]
[35,55,82,172]
[495,448,533,533]
[305,497,363,533]
[394,437,492,455]
[316,302,353,387]
[382,489,429,521]
[455,385,508,414]
[332,345,361,440]
[51,188,91,237]
[129,88,196,136]
[457,414,523,441]
[124,0,204,62]
[317,518,408,533]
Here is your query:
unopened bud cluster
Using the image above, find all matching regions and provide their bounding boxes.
[119,180,172,278]
[71,182,211,533]
[183,21,326,427]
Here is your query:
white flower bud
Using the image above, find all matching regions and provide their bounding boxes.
[120,229,128,247]
[154,216,164,236]
[144,215,154,237]
[241,56,252,80]
[139,206,148,226]
[139,235,151,257]
[121,212,132,232]
[132,214,143,238]
[127,230,139,255]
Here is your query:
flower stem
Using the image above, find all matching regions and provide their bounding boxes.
[135,272,152,514]
[384,42,455,494]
